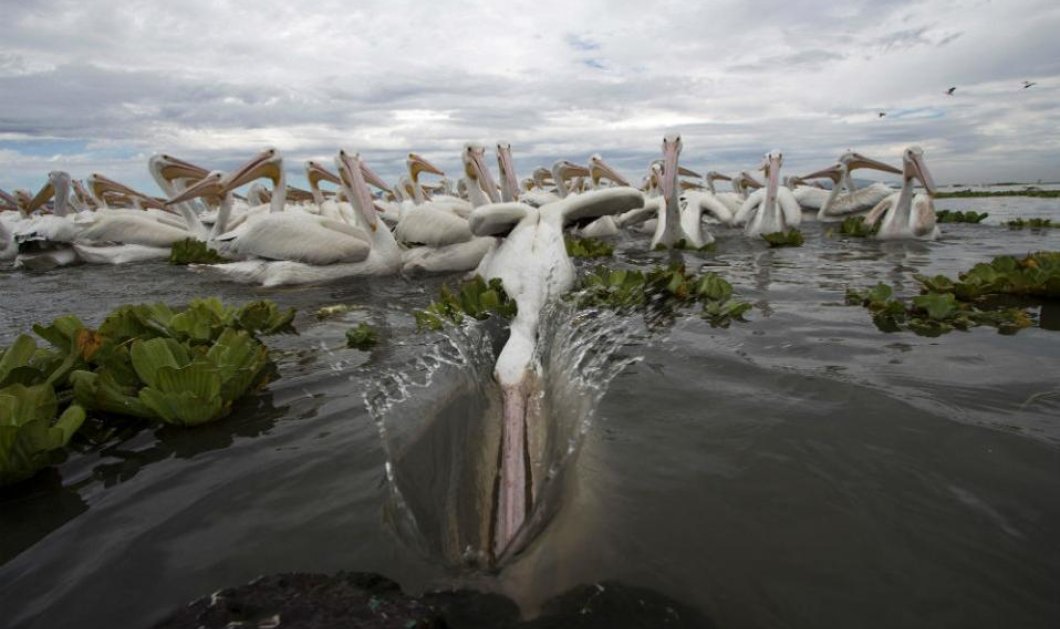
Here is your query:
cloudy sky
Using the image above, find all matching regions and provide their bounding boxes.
[2,0,1058,196]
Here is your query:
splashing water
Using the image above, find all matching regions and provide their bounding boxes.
[365,302,643,571]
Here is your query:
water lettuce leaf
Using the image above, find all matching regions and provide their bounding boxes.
[0,383,86,485]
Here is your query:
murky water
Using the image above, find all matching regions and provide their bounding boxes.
[1,197,1059,628]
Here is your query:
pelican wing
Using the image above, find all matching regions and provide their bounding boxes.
[233,214,371,264]
[777,188,803,229]
[394,205,472,247]
[468,202,531,237]
[733,189,764,226]
[615,203,658,228]
[686,191,735,226]
[551,187,644,227]
[77,214,190,247]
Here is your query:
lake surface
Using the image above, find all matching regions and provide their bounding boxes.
[2,197,1059,629]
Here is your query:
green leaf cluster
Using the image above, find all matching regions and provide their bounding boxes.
[837,216,879,238]
[914,252,1060,300]
[935,210,988,224]
[0,298,294,485]
[1005,217,1053,230]
[414,276,517,330]
[169,238,228,265]
[565,236,614,259]
[761,230,804,247]
[573,263,752,327]
[346,323,378,350]
[845,256,1045,337]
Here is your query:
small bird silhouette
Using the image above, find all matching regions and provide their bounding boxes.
[946,87,956,95]
[878,112,887,118]
[1023,80,1037,89]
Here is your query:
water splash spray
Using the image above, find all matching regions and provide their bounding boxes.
[365,302,642,571]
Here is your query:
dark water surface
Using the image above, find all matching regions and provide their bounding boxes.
[1,201,1059,629]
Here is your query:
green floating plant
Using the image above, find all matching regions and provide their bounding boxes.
[1005,217,1053,230]
[169,238,228,265]
[414,276,517,331]
[346,323,378,350]
[0,382,86,486]
[837,216,879,238]
[761,230,804,247]
[565,236,615,259]
[843,252,1043,339]
[573,263,751,327]
[914,251,1060,301]
[935,210,988,224]
[99,298,296,345]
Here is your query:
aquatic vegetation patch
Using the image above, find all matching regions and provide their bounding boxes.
[573,263,752,327]
[346,323,378,350]
[0,298,296,484]
[935,210,989,224]
[761,230,804,247]
[1005,217,1053,230]
[914,251,1060,300]
[565,236,614,259]
[846,251,1060,336]
[169,238,227,265]
[837,216,879,238]
[845,283,1030,336]
[414,276,517,330]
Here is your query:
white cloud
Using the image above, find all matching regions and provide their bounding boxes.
[1,0,1059,194]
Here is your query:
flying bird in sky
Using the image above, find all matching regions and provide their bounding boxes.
[946,87,956,95]
[878,112,886,118]
[1022,80,1037,89]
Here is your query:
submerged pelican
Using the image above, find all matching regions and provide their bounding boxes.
[469,185,643,559]
[864,146,939,240]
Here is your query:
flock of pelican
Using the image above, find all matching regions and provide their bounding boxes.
[0,135,939,558]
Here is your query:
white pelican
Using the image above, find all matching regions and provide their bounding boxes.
[166,150,399,286]
[13,172,82,269]
[392,153,474,247]
[468,185,644,559]
[734,150,802,237]
[573,153,632,238]
[651,134,714,249]
[864,146,939,240]
[399,147,502,275]
[799,151,900,221]
[166,149,371,266]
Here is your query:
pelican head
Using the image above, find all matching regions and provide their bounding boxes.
[165,171,225,207]
[496,141,520,202]
[588,154,629,188]
[759,149,783,211]
[902,146,937,195]
[551,160,590,197]
[704,170,732,194]
[28,171,72,216]
[463,143,499,203]
[407,152,444,183]
[658,133,682,199]
[305,160,341,205]
[336,150,381,230]
[838,151,901,175]
[149,153,210,189]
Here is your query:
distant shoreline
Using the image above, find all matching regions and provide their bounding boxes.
[935,187,1060,199]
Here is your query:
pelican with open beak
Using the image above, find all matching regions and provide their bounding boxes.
[864,146,939,240]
